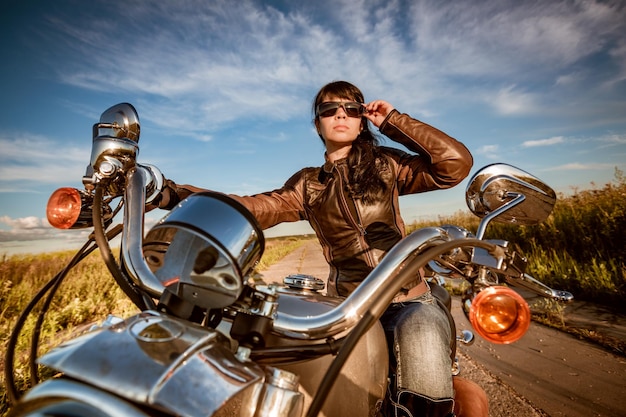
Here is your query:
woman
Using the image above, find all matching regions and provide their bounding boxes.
[156,81,486,417]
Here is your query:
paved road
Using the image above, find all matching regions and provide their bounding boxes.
[452,300,626,417]
[260,241,626,417]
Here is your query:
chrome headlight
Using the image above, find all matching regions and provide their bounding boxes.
[143,192,264,309]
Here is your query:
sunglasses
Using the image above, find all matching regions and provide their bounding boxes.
[316,101,365,118]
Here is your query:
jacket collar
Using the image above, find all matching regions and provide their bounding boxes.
[320,153,348,183]
[322,152,348,172]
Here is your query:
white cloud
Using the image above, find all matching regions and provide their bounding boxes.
[548,162,617,171]
[601,133,626,146]
[0,135,87,183]
[0,214,79,243]
[555,72,583,86]
[21,0,621,131]
[409,0,625,75]
[0,215,47,230]
[607,40,626,85]
[522,136,566,148]
[491,85,538,115]
[475,145,500,159]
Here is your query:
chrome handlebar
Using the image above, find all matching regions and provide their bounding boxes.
[122,166,166,298]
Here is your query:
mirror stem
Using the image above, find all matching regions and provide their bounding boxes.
[475,192,525,239]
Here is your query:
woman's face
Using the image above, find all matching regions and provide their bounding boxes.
[316,95,363,152]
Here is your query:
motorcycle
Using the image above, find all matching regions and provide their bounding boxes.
[4,103,574,417]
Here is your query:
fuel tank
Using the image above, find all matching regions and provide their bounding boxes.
[264,281,389,417]
[35,311,266,417]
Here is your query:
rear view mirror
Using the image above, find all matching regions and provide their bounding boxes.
[466,163,556,227]
[94,102,140,142]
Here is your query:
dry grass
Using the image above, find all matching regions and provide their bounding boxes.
[0,236,312,415]
[407,168,626,310]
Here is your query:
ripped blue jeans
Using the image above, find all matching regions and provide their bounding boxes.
[379,291,453,400]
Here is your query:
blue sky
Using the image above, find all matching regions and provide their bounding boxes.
[1,0,625,255]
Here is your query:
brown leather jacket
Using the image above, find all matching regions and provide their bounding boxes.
[158,110,473,296]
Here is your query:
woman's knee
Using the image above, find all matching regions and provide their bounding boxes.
[453,376,489,417]
[396,302,451,343]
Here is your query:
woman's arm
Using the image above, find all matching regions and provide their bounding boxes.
[154,171,308,230]
[379,110,473,192]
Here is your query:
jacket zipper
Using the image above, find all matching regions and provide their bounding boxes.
[335,164,376,267]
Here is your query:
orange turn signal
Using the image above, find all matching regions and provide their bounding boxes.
[469,286,530,344]
[46,187,83,229]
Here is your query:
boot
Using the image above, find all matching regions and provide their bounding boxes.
[391,389,454,417]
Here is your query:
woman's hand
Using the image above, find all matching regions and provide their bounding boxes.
[363,100,395,128]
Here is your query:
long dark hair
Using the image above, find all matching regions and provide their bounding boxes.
[313,81,388,203]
